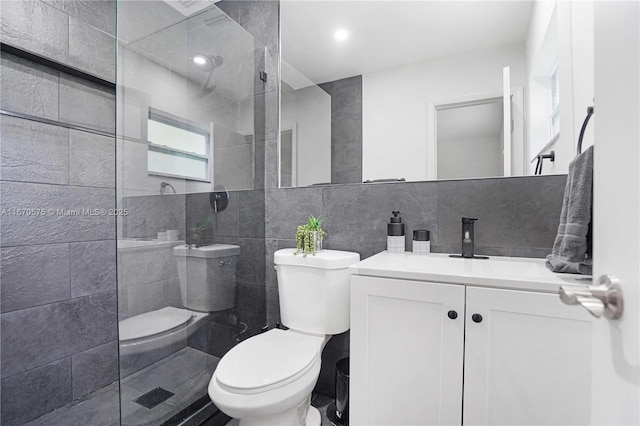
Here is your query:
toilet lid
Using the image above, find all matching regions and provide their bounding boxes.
[119,307,193,341]
[216,329,321,394]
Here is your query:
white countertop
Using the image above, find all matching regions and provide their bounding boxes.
[349,251,591,293]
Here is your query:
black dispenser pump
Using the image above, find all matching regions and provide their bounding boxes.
[388,211,405,236]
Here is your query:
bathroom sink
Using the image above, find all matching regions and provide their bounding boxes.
[350,252,591,293]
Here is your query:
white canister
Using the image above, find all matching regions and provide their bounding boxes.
[413,230,431,255]
[387,235,405,254]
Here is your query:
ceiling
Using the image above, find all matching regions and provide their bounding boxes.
[281,1,534,85]
[118,1,534,102]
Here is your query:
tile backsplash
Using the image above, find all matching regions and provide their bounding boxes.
[265,175,566,285]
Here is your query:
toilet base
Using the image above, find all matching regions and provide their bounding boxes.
[306,406,321,426]
[236,394,321,426]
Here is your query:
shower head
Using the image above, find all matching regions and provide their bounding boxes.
[190,53,223,72]
[192,54,223,98]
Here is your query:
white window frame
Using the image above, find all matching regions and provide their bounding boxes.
[550,64,560,138]
[147,108,211,182]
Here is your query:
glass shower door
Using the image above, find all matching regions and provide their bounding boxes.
[115,2,261,424]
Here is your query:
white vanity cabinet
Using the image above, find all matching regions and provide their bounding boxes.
[462,286,592,425]
[349,253,595,426]
[350,276,465,425]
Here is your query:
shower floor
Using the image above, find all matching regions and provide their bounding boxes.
[26,347,220,426]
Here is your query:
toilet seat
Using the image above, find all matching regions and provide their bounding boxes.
[215,329,323,395]
[119,307,193,342]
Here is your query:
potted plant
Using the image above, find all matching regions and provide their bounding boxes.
[294,215,326,257]
[187,216,211,248]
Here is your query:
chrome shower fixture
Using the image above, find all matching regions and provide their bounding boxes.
[160,181,176,195]
[190,53,223,72]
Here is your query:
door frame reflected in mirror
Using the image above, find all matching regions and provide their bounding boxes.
[426,86,525,181]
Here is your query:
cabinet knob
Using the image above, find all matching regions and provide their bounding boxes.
[447,310,458,320]
[472,313,483,323]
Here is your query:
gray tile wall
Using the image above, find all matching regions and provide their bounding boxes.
[0,2,117,424]
[218,0,279,191]
[219,0,284,349]
[117,243,182,320]
[124,194,186,240]
[0,0,116,83]
[209,0,276,349]
[264,174,567,397]
[185,188,267,355]
[319,76,363,184]
[265,175,566,289]
[214,125,255,191]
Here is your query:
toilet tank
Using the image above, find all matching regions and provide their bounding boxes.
[274,248,360,335]
[174,244,240,312]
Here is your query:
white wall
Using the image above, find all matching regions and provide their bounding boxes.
[362,45,525,182]
[437,135,503,180]
[525,0,557,173]
[569,1,595,155]
[525,0,595,174]
[280,84,331,186]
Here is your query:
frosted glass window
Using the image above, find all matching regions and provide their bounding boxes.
[148,119,208,155]
[148,150,208,180]
[146,110,210,181]
[551,66,560,111]
[550,65,560,137]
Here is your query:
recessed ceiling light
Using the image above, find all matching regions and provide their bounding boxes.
[334,29,349,41]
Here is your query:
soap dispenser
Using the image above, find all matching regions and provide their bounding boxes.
[387,211,405,254]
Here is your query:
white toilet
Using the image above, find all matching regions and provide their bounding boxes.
[174,243,241,312]
[208,248,360,426]
[119,243,241,376]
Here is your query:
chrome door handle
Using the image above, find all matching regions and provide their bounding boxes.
[559,275,623,319]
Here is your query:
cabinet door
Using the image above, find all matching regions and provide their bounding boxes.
[463,287,595,425]
[350,276,465,425]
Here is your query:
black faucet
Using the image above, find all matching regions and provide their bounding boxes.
[450,217,489,259]
[461,217,477,257]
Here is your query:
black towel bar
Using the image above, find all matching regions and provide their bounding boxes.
[535,151,555,175]
[577,106,595,155]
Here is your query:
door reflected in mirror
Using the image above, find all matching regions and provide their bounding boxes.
[436,98,505,180]
[280,0,595,187]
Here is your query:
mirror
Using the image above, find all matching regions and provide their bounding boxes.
[280,0,595,187]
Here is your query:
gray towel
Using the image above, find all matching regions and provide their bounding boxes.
[546,146,593,275]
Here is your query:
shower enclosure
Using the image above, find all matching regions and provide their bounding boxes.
[115,1,272,424]
[116,2,264,425]
[0,0,276,424]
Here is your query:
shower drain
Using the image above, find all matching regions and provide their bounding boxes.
[134,387,175,409]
